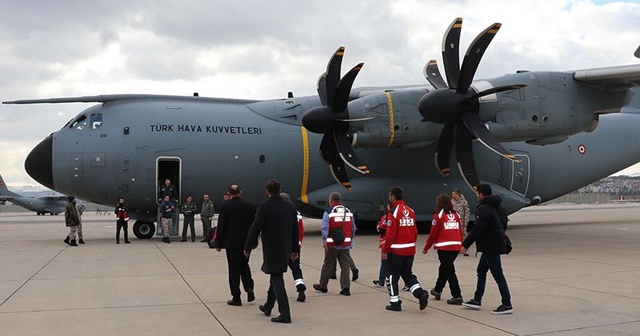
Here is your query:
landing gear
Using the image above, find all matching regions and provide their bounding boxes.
[133,220,155,239]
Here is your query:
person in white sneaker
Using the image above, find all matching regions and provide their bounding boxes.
[460,184,513,315]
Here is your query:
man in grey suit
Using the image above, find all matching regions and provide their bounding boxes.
[244,179,299,324]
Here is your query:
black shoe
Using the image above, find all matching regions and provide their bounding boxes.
[226,299,242,306]
[385,303,402,311]
[200,239,207,242]
[192,239,195,242]
[419,292,429,311]
[116,241,120,244]
[329,273,337,279]
[430,289,441,301]
[402,285,410,291]
[259,304,272,316]
[339,288,350,296]
[447,297,463,305]
[180,239,187,242]
[247,291,255,302]
[297,291,306,302]
[64,237,70,245]
[312,284,327,293]
[270,315,291,323]
[462,299,482,310]
[373,280,385,287]
[351,268,359,281]
[163,237,171,244]
[125,240,131,244]
[70,240,78,247]
[79,239,85,244]
[491,304,513,315]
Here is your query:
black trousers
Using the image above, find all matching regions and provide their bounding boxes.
[116,220,128,242]
[225,248,254,300]
[181,216,195,241]
[386,253,425,304]
[264,273,290,318]
[434,250,462,298]
[288,254,305,291]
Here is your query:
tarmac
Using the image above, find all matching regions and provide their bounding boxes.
[0,203,639,336]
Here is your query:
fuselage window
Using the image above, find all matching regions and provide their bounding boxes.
[90,113,103,130]
[70,115,88,130]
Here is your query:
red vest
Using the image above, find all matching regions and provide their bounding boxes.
[326,204,354,248]
[382,201,417,256]
[423,210,463,252]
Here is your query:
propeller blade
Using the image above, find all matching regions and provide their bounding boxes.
[455,124,479,190]
[320,132,352,190]
[325,47,345,106]
[332,62,364,114]
[462,84,527,104]
[435,124,455,176]
[442,17,463,89]
[333,128,370,174]
[457,22,501,93]
[460,113,520,162]
[423,59,448,90]
[317,73,328,106]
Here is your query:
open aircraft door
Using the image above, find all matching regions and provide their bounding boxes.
[156,157,181,237]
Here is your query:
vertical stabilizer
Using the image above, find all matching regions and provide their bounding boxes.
[0,173,19,197]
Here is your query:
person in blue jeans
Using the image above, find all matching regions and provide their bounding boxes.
[460,184,513,315]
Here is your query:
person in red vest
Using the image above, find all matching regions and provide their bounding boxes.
[114,197,130,244]
[381,186,429,312]
[423,194,464,305]
[313,192,356,296]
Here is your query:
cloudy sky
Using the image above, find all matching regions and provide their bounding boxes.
[1,0,639,187]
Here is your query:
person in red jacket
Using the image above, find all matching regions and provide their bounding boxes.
[422,194,464,305]
[281,192,307,302]
[381,186,429,312]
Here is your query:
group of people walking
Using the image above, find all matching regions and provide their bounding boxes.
[62,180,514,323]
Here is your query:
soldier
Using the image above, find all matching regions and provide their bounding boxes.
[159,195,175,243]
[200,194,214,242]
[63,196,80,247]
[75,199,86,244]
[180,195,198,242]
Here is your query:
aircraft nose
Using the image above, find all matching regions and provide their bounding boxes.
[25,135,54,189]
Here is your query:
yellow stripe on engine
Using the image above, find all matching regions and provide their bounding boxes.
[300,126,310,204]
[385,92,395,146]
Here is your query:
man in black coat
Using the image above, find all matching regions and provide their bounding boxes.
[460,184,513,315]
[244,179,299,324]
[215,184,256,306]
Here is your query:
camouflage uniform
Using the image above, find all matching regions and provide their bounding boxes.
[200,198,214,241]
[64,198,80,246]
[452,193,470,238]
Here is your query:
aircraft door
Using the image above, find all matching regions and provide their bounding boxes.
[503,155,530,196]
[156,157,181,236]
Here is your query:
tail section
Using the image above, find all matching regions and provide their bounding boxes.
[0,173,20,197]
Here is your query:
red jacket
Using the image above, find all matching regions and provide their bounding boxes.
[423,209,463,252]
[382,200,417,256]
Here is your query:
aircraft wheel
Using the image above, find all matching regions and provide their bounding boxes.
[133,221,155,239]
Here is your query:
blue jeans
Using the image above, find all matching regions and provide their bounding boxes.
[474,253,511,306]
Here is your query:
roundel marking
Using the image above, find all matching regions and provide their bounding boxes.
[577,144,586,154]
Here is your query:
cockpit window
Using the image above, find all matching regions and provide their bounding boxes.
[90,113,103,129]
[70,115,88,130]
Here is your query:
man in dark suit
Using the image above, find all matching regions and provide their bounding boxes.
[215,183,256,306]
[244,179,299,324]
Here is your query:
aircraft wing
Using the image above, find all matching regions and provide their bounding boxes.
[0,196,16,201]
[41,196,69,201]
[574,64,640,88]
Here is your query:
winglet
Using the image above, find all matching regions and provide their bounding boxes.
[635,45,640,59]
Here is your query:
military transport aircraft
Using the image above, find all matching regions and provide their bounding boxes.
[5,18,640,238]
[0,173,67,215]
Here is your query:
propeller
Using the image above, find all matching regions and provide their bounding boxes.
[419,18,526,190]
[302,47,371,190]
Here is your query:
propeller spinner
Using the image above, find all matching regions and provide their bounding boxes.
[302,47,370,190]
[419,18,525,190]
